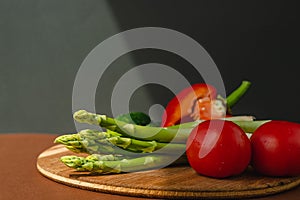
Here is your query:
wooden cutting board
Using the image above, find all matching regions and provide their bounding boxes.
[37,145,300,199]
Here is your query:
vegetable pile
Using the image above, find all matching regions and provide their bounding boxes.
[55,80,300,178]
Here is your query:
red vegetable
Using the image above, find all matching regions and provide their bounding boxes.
[186,120,251,178]
[161,81,251,127]
[161,83,223,127]
[250,121,300,176]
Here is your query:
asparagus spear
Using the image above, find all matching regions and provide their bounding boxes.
[54,129,186,154]
[233,120,270,133]
[73,110,267,143]
[60,154,178,173]
[54,129,125,155]
[73,110,190,143]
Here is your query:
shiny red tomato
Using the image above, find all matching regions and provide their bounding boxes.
[186,120,251,178]
[250,121,300,176]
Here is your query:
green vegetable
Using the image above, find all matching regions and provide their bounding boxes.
[60,154,176,174]
[73,110,192,143]
[54,129,186,154]
[73,110,262,143]
[233,120,270,133]
[116,112,151,126]
[54,129,125,155]
[226,81,251,108]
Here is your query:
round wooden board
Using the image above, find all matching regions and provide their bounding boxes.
[37,145,300,199]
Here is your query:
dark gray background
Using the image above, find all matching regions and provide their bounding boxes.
[0,0,298,134]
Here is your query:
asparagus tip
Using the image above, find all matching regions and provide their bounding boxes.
[73,110,90,122]
[73,110,106,125]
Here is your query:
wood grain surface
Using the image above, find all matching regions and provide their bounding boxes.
[37,145,300,199]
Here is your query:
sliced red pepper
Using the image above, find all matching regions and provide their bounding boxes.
[161,83,217,127]
[161,81,251,127]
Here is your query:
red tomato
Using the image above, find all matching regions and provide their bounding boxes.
[250,121,300,176]
[186,120,251,178]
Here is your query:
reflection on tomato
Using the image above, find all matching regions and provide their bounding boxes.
[186,120,251,178]
[250,121,300,176]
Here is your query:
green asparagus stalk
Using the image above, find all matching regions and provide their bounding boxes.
[54,129,186,154]
[60,154,178,174]
[233,120,270,133]
[54,129,126,155]
[167,115,256,130]
[73,110,267,143]
[73,110,190,143]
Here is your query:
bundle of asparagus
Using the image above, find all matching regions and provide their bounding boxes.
[54,115,190,173]
[55,110,267,174]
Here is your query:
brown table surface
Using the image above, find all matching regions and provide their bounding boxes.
[0,133,299,200]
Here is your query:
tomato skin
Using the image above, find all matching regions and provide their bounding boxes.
[186,120,251,178]
[250,121,300,176]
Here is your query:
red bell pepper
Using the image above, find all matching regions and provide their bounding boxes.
[161,81,251,127]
